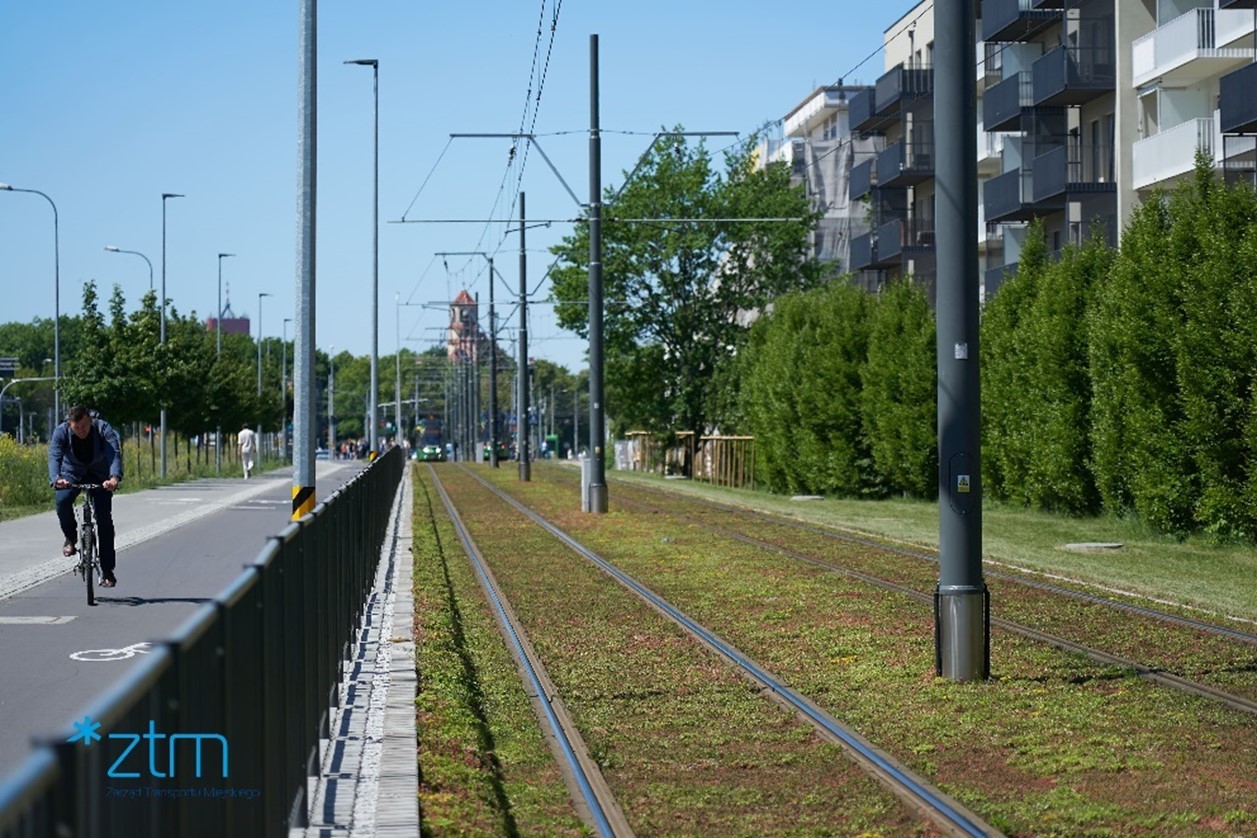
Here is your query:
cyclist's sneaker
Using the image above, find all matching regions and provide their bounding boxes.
[101,574,117,588]
[63,540,77,557]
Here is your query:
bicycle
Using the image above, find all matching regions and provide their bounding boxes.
[69,483,103,606]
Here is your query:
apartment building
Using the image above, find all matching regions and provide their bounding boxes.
[830,0,1257,303]
[760,82,883,284]
[848,8,942,300]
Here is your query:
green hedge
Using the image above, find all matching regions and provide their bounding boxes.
[742,162,1257,541]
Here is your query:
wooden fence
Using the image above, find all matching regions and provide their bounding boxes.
[616,431,754,489]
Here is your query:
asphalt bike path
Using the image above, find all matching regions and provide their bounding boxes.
[0,461,364,777]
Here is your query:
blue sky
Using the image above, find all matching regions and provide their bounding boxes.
[1,1,917,373]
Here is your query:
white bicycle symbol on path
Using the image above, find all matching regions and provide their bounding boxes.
[70,642,153,662]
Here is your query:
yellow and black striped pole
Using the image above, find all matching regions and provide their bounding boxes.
[292,484,316,520]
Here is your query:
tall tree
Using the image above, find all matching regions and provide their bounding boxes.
[549,130,821,441]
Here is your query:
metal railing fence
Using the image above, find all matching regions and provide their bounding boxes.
[0,445,404,837]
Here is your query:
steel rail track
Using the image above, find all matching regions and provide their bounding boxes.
[603,475,1257,647]
[453,465,1000,838]
[424,466,631,837]
[605,488,1257,718]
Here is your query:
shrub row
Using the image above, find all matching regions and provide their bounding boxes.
[743,163,1257,540]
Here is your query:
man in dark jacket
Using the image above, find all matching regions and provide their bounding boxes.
[48,405,123,587]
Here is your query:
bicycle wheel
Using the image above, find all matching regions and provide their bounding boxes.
[81,513,96,607]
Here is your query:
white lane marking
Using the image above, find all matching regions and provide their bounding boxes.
[0,616,76,625]
[70,642,152,662]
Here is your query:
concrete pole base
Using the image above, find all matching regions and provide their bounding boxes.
[935,585,990,682]
[586,483,607,514]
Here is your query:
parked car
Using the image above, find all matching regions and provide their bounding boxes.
[420,444,445,462]
[315,447,330,460]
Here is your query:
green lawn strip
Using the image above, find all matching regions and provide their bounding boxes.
[410,466,586,835]
[435,466,931,836]
[603,468,1257,624]
[489,466,1257,836]
[605,480,1257,704]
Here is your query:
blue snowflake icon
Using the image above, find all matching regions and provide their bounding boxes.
[67,715,103,746]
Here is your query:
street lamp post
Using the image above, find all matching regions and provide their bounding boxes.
[282,317,292,462]
[216,253,236,357]
[160,192,185,478]
[104,246,154,291]
[1,183,60,424]
[256,291,271,461]
[394,293,403,448]
[214,253,236,472]
[257,292,272,397]
[345,57,379,458]
[328,346,336,454]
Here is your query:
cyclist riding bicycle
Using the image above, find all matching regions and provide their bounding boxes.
[49,405,123,588]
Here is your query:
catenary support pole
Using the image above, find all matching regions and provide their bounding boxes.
[934,0,988,681]
[518,192,531,480]
[488,257,499,467]
[587,34,608,513]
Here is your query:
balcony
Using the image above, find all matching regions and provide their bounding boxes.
[984,262,1018,301]
[850,232,877,271]
[874,65,934,118]
[875,217,936,264]
[978,129,1004,176]
[983,167,1037,222]
[1220,0,1257,8]
[1132,115,1222,190]
[849,87,895,133]
[850,157,876,200]
[1030,143,1117,206]
[1132,7,1254,88]
[1032,46,1114,106]
[1221,62,1257,134]
[983,0,1058,43]
[876,136,935,187]
[984,72,1033,132]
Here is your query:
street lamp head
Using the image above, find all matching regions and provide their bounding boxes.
[161,192,184,200]
[219,252,236,259]
[344,58,378,67]
[0,183,12,191]
[104,245,120,252]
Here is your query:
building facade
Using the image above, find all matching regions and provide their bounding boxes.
[829,0,1256,302]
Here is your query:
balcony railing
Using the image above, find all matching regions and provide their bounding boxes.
[984,72,1033,133]
[849,88,879,133]
[1032,45,1115,106]
[1031,142,1117,203]
[984,167,1036,222]
[876,136,935,187]
[1221,61,1257,134]
[876,217,936,263]
[1132,7,1254,87]
[850,232,877,271]
[983,0,1059,43]
[984,262,1018,301]
[874,65,934,118]
[1132,115,1222,189]
[850,157,876,200]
